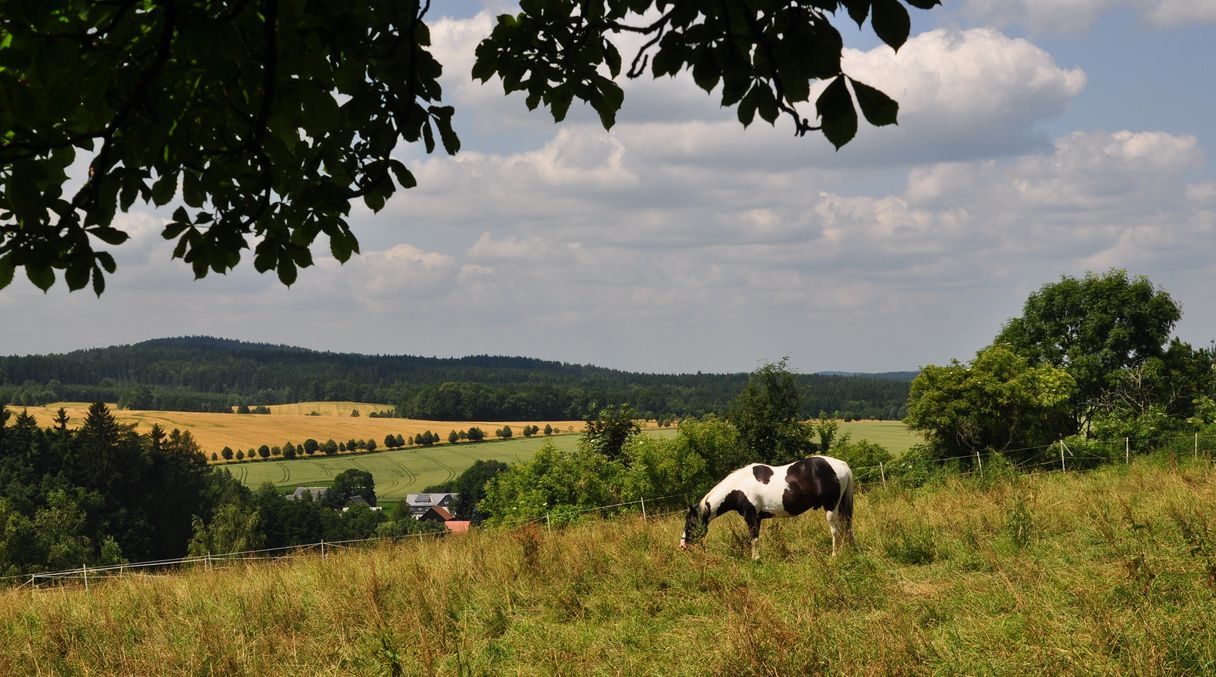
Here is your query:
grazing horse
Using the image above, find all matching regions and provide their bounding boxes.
[680,455,854,560]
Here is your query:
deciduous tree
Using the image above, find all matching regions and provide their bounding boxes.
[1,0,935,293]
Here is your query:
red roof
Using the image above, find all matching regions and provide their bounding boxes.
[431,506,454,520]
[445,520,471,534]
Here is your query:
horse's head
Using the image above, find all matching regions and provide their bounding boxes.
[680,503,710,549]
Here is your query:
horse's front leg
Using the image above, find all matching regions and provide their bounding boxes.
[744,511,762,561]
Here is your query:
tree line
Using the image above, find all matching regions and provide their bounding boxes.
[0,337,912,420]
[0,403,440,578]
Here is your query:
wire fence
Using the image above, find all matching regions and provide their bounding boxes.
[8,432,1214,591]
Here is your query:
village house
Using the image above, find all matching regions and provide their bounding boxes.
[404,492,458,517]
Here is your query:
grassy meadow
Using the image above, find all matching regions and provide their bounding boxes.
[2,453,1213,674]
[840,419,922,455]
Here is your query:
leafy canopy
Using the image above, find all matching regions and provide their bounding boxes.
[994,269,1182,429]
[1,0,938,293]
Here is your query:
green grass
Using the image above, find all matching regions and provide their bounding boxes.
[4,454,1214,674]
[225,428,680,502]
[840,419,921,455]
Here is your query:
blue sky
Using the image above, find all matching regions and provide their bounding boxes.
[2,0,1214,374]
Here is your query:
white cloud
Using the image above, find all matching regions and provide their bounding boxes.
[1148,0,1216,25]
[957,0,1216,32]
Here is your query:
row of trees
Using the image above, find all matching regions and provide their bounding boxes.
[213,424,569,463]
[0,403,448,576]
[905,270,1216,465]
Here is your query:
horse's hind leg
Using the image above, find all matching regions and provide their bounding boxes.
[826,510,854,555]
[826,510,840,556]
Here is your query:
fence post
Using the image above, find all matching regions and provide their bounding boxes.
[82,563,88,593]
[321,539,326,560]
[974,450,983,473]
[1059,441,1066,472]
[640,496,647,520]
[545,513,552,534]
[879,462,887,488]
[1125,437,1129,464]
[1196,432,1199,461]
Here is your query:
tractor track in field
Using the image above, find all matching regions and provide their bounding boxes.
[379,453,418,492]
[415,450,456,485]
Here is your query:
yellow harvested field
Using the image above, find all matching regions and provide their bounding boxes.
[259,401,395,416]
[16,402,586,459]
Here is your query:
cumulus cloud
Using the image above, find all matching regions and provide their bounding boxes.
[428,13,1086,166]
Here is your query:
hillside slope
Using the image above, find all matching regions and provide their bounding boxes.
[2,455,1213,675]
[0,336,914,419]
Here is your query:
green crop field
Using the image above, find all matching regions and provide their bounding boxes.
[225,428,681,503]
[839,419,921,455]
[225,435,580,502]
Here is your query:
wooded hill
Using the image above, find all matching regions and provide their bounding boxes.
[0,337,912,420]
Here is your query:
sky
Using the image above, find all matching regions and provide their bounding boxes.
[3,0,1215,374]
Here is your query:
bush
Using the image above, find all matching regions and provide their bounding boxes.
[885,443,947,489]
[828,438,892,485]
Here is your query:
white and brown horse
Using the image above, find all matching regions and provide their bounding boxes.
[680,455,854,559]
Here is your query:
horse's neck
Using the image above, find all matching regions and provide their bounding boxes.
[701,476,735,516]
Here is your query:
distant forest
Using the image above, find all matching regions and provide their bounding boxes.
[0,337,914,420]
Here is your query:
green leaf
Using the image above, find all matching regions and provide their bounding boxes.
[182,170,205,208]
[737,85,758,127]
[433,108,461,155]
[471,49,498,82]
[851,79,899,126]
[91,266,105,296]
[871,0,911,51]
[26,264,54,291]
[549,85,574,123]
[604,41,622,77]
[816,76,858,150]
[277,259,297,286]
[89,226,130,246]
[330,231,356,263]
[96,251,116,274]
[755,85,778,124]
[844,0,871,28]
[592,79,624,130]
[65,263,90,291]
[151,172,177,206]
[389,161,417,189]
[0,255,15,290]
[162,222,190,239]
[422,120,436,153]
[691,47,719,93]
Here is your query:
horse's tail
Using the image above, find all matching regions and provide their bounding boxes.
[838,468,855,536]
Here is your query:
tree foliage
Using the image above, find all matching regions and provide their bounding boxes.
[1,0,938,293]
[905,345,1075,462]
[995,269,1182,431]
[728,359,812,464]
[581,403,641,461]
[325,468,376,509]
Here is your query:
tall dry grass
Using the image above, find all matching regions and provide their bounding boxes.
[2,454,1214,675]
